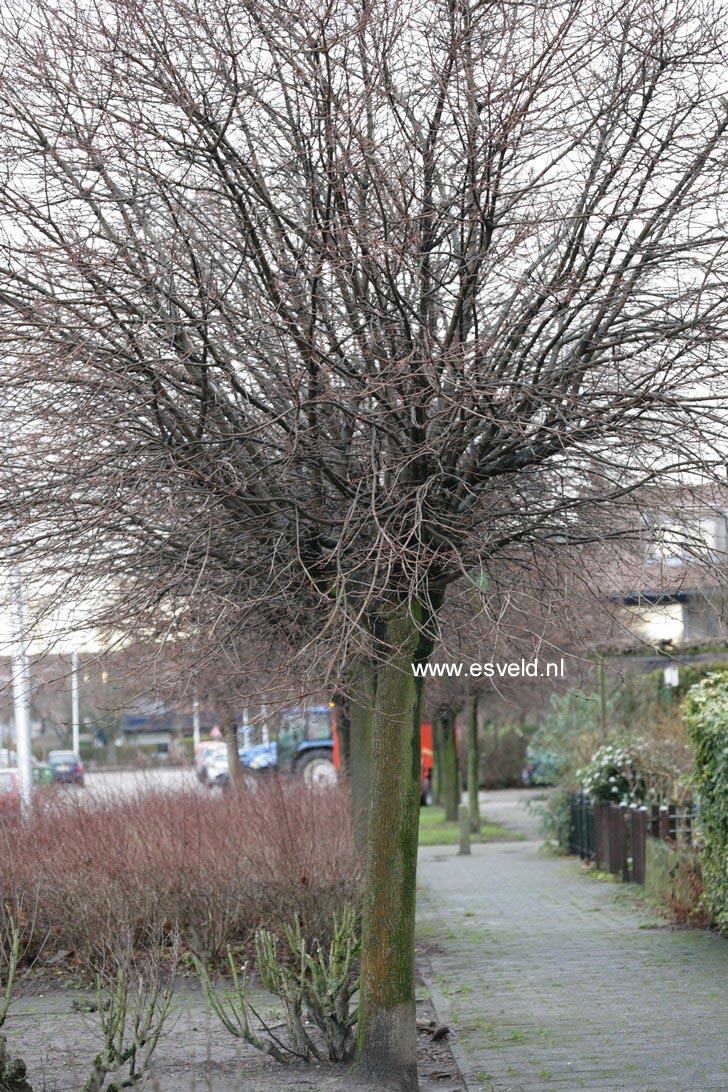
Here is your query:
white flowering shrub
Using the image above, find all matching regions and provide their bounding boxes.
[579,737,692,805]
[578,743,645,804]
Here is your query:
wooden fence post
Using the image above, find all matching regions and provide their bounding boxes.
[659,804,670,841]
[632,805,647,885]
[620,804,630,882]
[600,803,611,872]
[609,804,622,876]
[594,802,603,869]
[650,804,660,838]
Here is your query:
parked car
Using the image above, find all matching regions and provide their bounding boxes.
[523,746,560,787]
[204,748,230,787]
[194,741,227,783]
[0,749,41,775]
[47,750,84,785]
[0,768,21,816]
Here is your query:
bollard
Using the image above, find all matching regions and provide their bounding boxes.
[458,803,471,855]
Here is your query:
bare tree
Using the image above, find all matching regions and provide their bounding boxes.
[2,0,728,1085]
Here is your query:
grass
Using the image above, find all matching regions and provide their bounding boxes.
[418,806,522,846]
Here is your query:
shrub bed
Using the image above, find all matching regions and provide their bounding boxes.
[0,779,361,970]
[684,672,728,932]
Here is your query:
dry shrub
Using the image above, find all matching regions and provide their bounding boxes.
[666,854,711,929]
[0,778,361,970]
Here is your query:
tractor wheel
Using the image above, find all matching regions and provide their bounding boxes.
[296,749,337,789]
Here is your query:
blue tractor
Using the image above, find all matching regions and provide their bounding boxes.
[238,706,337,787]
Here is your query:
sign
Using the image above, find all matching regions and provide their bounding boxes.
[663,665,680,688]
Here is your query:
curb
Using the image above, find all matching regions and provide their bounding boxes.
[419,953,474,1092]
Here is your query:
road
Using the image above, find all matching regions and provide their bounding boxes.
[78,770,546,810]
[83,765,198,797]
[478,786,545,839]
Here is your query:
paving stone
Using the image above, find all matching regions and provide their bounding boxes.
[418,830,728,1092]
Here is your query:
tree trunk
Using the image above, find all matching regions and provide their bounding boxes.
[333,692,351,777]
[219,702,243,787]
[468,695,481,834]
[441,711,459,823]
[349,669,374,852]
[431,714,443,806]
[356,598,434,1091]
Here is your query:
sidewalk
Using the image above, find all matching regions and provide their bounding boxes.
[417,797,728,1091]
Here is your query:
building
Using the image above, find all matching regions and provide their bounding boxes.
[609,501,728,647]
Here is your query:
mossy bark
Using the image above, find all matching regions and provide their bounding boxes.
[432,714,443,806]
[356,598,435,1091]
[441,710,459,823]
[468,694,481,834]
[349,668,375,852]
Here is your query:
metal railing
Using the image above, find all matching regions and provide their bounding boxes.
[569,791,596,861]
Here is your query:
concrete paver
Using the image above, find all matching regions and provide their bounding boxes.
[418,829,728,1092]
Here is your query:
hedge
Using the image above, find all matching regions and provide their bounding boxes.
[684,672,728,932]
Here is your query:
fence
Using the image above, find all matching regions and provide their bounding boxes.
[568,793,695,885]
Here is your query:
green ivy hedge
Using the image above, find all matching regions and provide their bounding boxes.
[684,672,728,932]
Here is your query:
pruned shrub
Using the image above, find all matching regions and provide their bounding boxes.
[0,907,33,1092]
[0,779,361,970]
[685,673,728,932]
[197,906,359,1065]
[82,946,176,1092]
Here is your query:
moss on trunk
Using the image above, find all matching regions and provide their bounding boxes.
[356,598,435,1091]
[468,694,481,834]
[441,710,459,823]
[349,669,374,852]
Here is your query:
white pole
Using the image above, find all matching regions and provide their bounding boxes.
[261,704,269,746]
[9,565,32,812]
[71,649,80,756]
[192,689,201,751]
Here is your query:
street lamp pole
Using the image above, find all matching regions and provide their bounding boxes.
[9,563,32,812]
[71,649,80,756]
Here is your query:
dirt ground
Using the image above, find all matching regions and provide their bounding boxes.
[3,966,464,1092]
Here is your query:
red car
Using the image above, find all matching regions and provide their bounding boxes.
[0,768,21,816]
